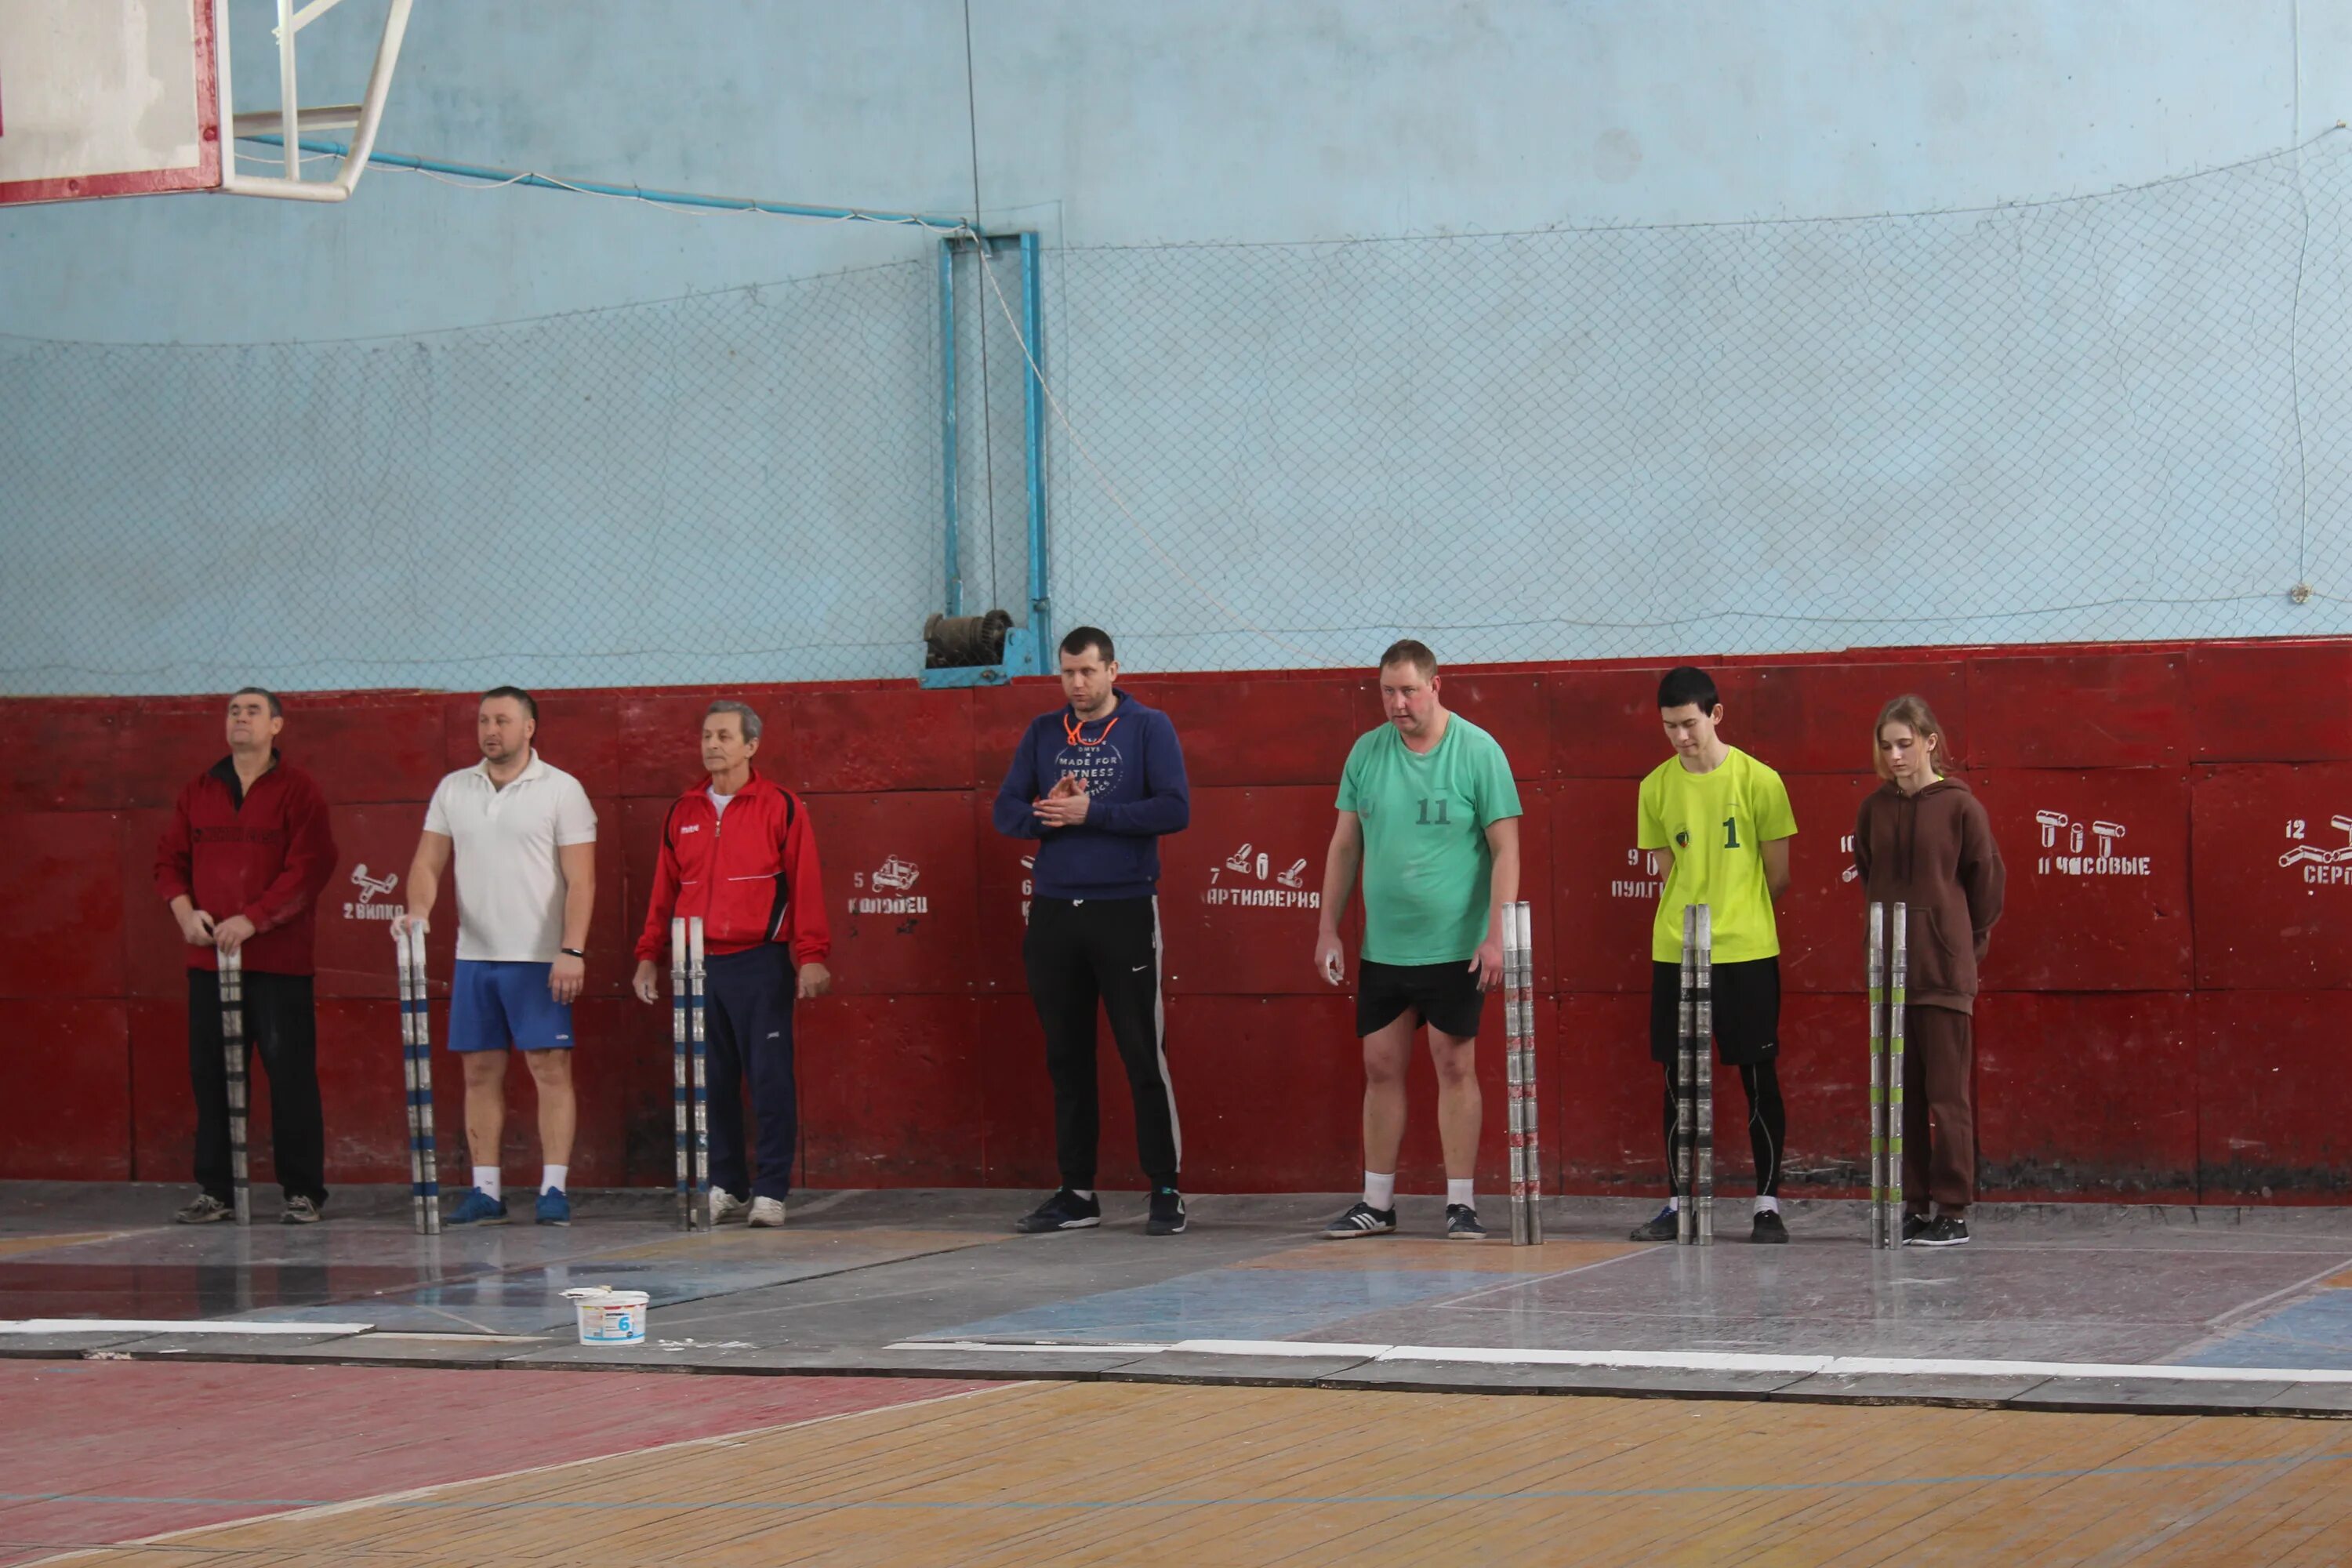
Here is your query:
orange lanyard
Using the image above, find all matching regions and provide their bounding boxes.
[1062,712,1120,748]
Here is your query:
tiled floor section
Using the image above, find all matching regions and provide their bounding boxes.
[36,1377,2352,1566]
[0,1360,995,1566]
[5,1186,2352,1410]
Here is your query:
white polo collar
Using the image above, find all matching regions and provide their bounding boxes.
[471,750,550,788]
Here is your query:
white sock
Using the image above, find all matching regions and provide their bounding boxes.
[1754,1195,1780,1214]
[473,1167,501,1203]
[542,1165,568,1195]
[1070,1189,1095,1201]
[1446,1178,1475,1210]
[1663,1195,1681,1212]
[1363,1171,1396,1210]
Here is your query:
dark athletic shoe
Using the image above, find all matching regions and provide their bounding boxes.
[1628,1204,1679,1242]
[1909,1215,1970,1247]
[281,1196,323,1225]
[1751,1210,1790,1244]
[445,1187,509,1226]
[1445,1203,1488,1241]
[1321,1200,1397,1239]
[175,1193,234,1225]
[1900,1212,1931,1243]
[1145,1188,1188,1236]
[1014,1188,1102,1234]
[535,1188,572,1227]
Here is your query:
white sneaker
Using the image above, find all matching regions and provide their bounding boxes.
[747,1196,787,1228]
[708,1188,748,1225]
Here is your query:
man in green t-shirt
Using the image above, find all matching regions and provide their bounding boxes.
[1312,640,1523,1241]
[1632,666,1798,1244]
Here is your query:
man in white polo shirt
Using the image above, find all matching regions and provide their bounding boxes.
[392,686,597,1226]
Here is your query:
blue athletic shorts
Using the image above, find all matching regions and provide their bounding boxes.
[448,960,575,1053]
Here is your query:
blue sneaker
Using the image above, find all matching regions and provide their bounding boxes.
[446,1187,508,1225]
[535,1187,571,1227]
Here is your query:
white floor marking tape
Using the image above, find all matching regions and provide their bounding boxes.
[885,1340,1173,1356]
[0,1319,374,1335]
[887,1338,2352,1384]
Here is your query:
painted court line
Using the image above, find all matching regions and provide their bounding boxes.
[0,1319,373,1336]
[888,1337,2352,1384]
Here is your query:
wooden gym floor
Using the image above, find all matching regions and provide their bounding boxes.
[11,1362,2352,1566]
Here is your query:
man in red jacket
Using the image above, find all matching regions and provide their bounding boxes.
[633,700,831,1228]
[154,688,339,1225]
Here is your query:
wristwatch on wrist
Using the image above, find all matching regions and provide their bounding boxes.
[560,947,586,959]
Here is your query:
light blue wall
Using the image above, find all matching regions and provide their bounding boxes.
[2,2,2346,691]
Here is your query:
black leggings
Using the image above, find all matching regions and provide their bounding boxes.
[1657,1058,1785,1198]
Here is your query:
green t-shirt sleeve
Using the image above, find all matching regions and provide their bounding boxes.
[1635,768,1668,850]
[1752,763,1798,840]
[1335,733,1367,812]
[1473,731,1523,826]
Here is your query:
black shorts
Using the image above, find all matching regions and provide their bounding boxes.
[1357,958,1486,1040]
[1649,956,1780,1066]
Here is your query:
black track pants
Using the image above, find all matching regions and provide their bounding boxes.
[1023,896,1180,1190]
[703,943,799,1202]
[1657,1058,1787,1199]
[187,967,327,1205]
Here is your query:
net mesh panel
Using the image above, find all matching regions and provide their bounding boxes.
[0,262,939,692]
[3,136,2349,695]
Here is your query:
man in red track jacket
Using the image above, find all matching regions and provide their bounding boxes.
[632,700,831,1228]
[154,688,339,1225]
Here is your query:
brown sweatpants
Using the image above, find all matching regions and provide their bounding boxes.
[1901,1003,1975,1216]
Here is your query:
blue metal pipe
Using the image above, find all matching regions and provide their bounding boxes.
[1019,232,1049,674]
[938,241,963,617]
[240,133,973,230]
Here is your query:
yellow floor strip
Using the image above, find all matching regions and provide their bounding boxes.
[53,1381,2352,1566]
[0,1230,134,1260]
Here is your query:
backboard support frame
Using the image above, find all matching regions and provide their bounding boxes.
[218,0,413,203]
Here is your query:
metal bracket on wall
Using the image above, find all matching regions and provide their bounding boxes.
[922,230,1048,688]
[919,627,1039,689]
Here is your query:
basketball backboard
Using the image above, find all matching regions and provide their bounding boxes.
[0,0,409,208]
[0,0,220,204]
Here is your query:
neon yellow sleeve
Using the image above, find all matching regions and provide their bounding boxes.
[1635,767,1669,850]
[1752,761,1798,840]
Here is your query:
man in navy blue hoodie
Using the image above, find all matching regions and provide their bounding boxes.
[994,626,1192,1236]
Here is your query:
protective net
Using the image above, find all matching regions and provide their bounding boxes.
[5,133,2350,694]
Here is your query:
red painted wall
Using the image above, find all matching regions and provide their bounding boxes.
[6,638,2348,1201]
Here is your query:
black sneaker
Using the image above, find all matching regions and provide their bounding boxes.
[1751,1210,1789,1244]
[1445,1203,1488,1241]
[1909,1215,1971,1247]
[1900,1212,1931,1243]
[1014,1188,1102,1234]
[1628,1204,1679,1242]
[1146,1187,1187,1236]
[1321,1200,1397,1238]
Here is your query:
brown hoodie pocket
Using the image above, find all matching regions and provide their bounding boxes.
[1921,906,1976,997]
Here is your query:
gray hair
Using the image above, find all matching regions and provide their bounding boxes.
[703,699,762,742]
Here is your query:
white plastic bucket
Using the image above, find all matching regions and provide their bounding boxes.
[563,1287,649,1345]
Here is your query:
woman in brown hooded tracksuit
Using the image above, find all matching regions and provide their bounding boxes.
[1853,695,2005,1247]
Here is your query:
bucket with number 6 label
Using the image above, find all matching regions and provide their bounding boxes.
[563,1287,649,1345]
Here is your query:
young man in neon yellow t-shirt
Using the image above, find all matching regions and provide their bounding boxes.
[1631,666,1798,1244]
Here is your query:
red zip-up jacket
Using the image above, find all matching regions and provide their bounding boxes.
[633,770,831,966]
[154,753,339,975]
